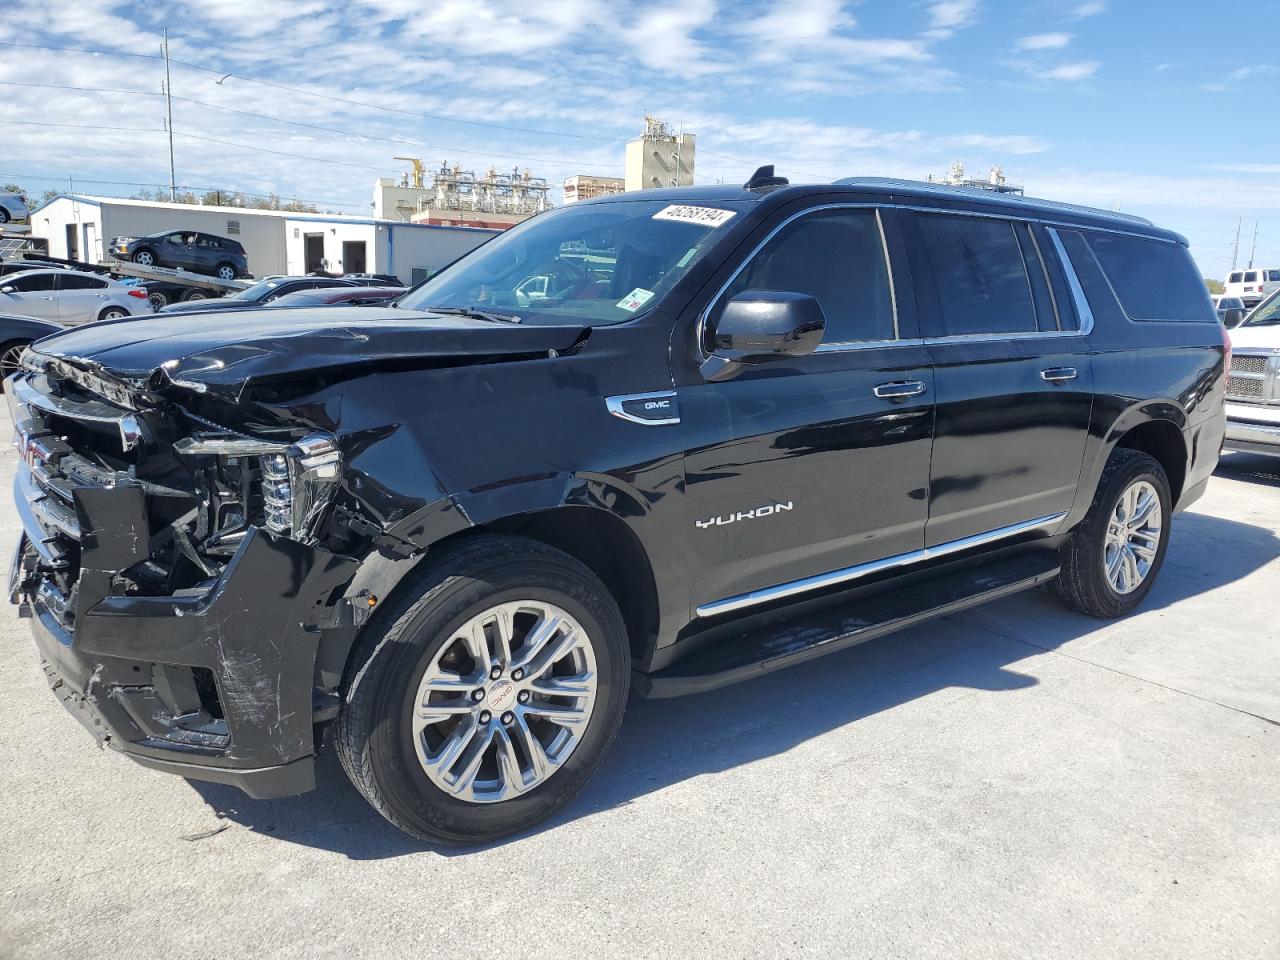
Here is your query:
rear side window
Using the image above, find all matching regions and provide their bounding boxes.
[57,274,106,290]
[718,208,895,343]
[918,215,1037,335]
[1083,233,1214,322]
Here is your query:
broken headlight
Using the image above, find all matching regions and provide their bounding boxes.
[259,434,341,541]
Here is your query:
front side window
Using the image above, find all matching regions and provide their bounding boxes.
[8,273,56,292]
[919,215,1037,336]
[712,208,895,345]
[398,199,741,325]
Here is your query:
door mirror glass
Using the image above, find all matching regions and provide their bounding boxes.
[1222,307,1246,328]
[700,291,825,381]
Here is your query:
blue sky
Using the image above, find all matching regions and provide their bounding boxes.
[1,0,1276,278]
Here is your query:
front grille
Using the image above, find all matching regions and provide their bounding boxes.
[1227,375,1266,400]
[1233,355,1269,376]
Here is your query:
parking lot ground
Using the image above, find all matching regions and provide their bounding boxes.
[1,425,1277,959]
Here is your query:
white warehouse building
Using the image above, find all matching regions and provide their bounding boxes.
[28,195,499,284]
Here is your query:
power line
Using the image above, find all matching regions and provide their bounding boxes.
[0,172,367,212]
[6,119,164,134]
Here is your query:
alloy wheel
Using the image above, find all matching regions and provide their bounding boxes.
[0,342,27,378]
[1103,479,1162,594]
[411,600,598,804]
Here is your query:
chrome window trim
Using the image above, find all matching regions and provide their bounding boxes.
[1046,227,1097,336]
[605,390,680,426]
[695,202,892,360]
[814,337,925,353]
[695,511,1068,618]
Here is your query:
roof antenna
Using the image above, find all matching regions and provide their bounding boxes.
[743,165,789,190]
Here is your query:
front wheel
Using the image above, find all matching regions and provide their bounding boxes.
[0,208,10,224]
[1052,449,1172,618]
[0,339,30,385]
[214,262,237,281]
[132,249,155,266]
[336,536,630,844]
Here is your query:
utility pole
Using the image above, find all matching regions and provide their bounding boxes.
[162,26,176,201]
[1248,221,1258,269]
[1231,218,1241,271]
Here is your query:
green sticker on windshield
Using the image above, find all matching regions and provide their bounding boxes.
[617,288,655,312]
[676,248,697,268]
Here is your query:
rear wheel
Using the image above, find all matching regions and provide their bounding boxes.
[97,307,128,321]
[181,289,209,302]
[1052,449,1171,618]
[132,249,155,266]
[0,339,30,385]
[148,290,169,310]
[336,536,629,844]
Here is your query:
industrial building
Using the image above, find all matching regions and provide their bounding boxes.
[562,175,625,204]
[374,159,551,228]
[27,195,498,284]
[926,161,1024,195]
[624,115,695,192]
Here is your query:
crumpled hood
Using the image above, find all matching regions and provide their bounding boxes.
[30,306,588,399]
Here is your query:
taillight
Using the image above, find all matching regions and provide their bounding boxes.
[127,289,148,299]
[1221,323,1232,380]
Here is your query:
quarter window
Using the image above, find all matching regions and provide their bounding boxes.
[716,208,895,344]
[919,215,1038,336]
[1083,233,1214,322]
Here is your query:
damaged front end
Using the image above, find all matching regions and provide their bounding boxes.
[8,353,361,798]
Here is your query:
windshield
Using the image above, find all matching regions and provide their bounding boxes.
[397,199,743,325]
[228,278,285,301]
[1242,290,1280,326]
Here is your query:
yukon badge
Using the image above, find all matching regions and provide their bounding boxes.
[696,501,794,529]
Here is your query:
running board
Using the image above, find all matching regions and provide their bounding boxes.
[636,552,1060,698]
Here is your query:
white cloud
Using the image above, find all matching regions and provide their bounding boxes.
[1210,164,1280,175]
[1069,1,1106,19]
[1017,32,1072,50]
[1039,60,1100,81]
[924,0,979,39]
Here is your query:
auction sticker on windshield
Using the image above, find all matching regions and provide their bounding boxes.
[652,205,736,227]
[617,288,656,312]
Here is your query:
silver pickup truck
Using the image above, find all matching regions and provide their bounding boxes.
[1225,290,1280,456]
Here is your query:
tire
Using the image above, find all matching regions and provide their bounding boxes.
[182,289,209,302]
[1052,448,1172,618]
[336,535,630,844]
[214,262,237,281]
[98,307,128,321]
[148,290,169,311]
[0,208,9,224]
[0,339,30,386]
[132,249,156,266]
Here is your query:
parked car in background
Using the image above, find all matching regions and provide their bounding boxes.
[6,176,1227,844]
[1214,295,1247,327]
[0,313,63,384]
[0,192,30,224]
[1224,289,1280,457]
[1223,267,1280,308]
[0,269,150,325]
[158,276,362,313]
[0,261,68,278]
[342,273,403,286]
[111,231,248,280]
[266,286,407,308]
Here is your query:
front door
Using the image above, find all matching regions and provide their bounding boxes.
[1,272,60,321]
[903,211,1094,546]
[680,205,935,616]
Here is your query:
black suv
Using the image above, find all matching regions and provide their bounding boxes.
[111,231,249,280]
[8,174,1227,844]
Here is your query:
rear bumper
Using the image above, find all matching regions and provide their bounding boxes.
[12,474,358,798]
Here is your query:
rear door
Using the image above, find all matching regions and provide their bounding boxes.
[679,204,936,615]
[904,210,1094,546]
[54,273,111,325]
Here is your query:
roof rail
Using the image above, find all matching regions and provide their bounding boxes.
[832,176,1154,227]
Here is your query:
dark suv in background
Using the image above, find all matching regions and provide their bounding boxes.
[9,172,1226,845]
[111,230,248,280]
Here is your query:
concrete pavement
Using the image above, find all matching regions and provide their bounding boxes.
[1,425,1277,959]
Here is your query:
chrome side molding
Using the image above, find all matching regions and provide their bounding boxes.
[695,512,1068,618]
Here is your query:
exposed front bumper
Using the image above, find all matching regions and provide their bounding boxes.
[12,473,358,798]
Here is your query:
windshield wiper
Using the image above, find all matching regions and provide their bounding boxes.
[426,305,522,324]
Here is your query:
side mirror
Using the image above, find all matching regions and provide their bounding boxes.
[700,291,826,382]
[1222,307,1246,328]
[0,286,14,294]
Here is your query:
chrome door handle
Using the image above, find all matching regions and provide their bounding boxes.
[874,380,926,399]
[1040,367,1078,383]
